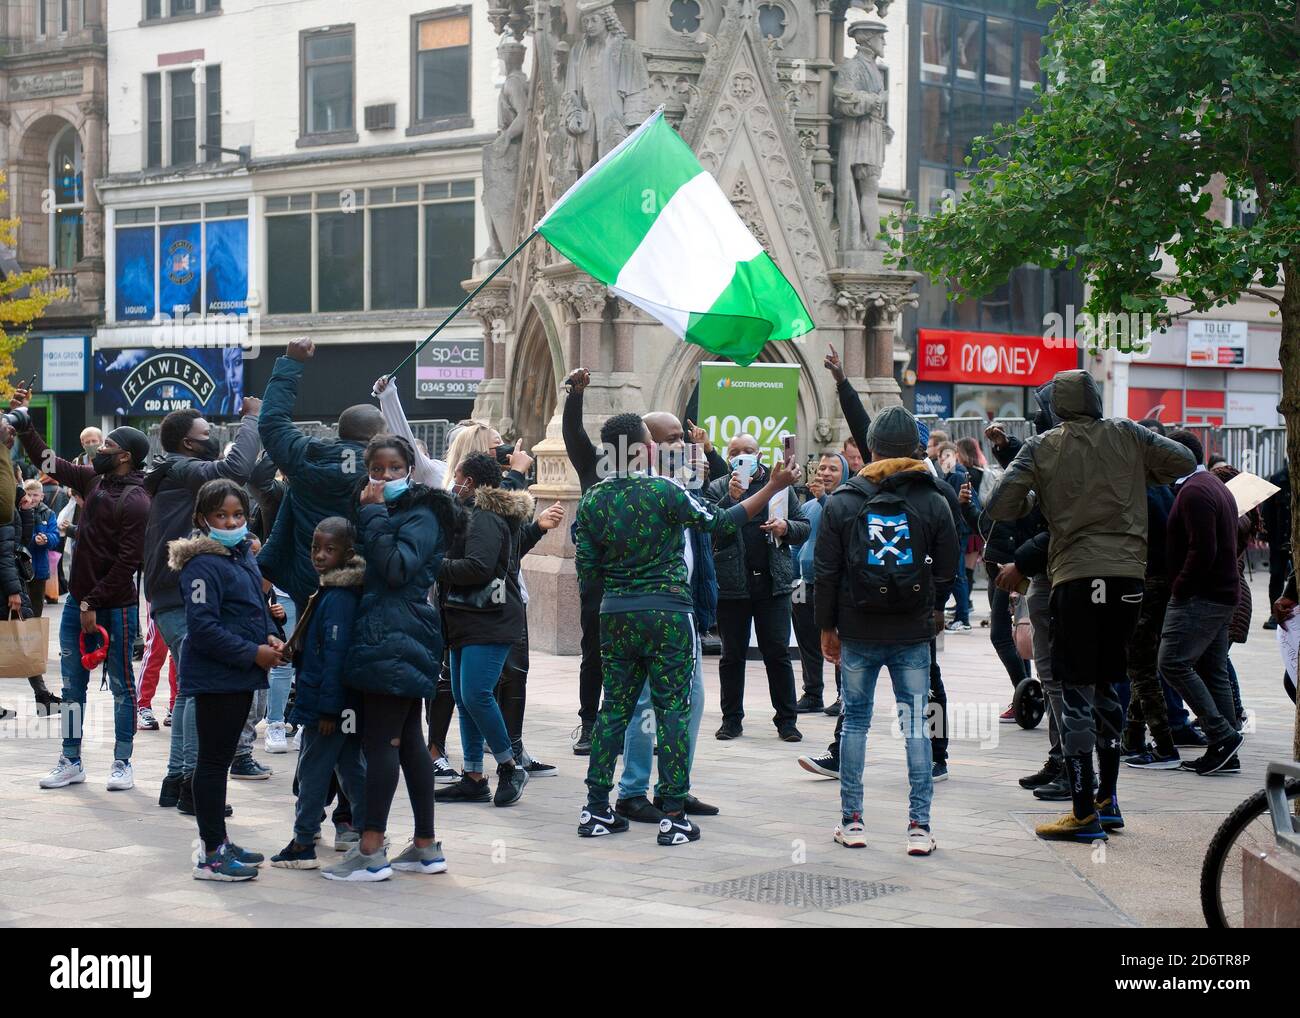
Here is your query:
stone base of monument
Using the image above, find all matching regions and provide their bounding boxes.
[521,552,582,656]
[1242,845,1300,927]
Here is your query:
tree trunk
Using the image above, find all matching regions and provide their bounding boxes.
[1281,257,1300,764]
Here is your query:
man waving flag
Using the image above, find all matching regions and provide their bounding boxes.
[536,110,812,365]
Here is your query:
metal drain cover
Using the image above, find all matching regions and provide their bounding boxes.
[694,869,907,909]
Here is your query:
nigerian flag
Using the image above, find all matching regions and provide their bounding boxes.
[536,110,812,365]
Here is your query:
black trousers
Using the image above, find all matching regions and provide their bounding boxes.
[426,655,454,753]
[578,583,603,725]
[496,625,528,756]
[792,583,839,701]
[362,693,435,839]
[1269,546,1291,605]
[194,690,253,853]
[717,591,797,727]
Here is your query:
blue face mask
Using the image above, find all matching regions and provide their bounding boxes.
[729,453,759,473]
[383,476,410,502]
[209,524,248,548]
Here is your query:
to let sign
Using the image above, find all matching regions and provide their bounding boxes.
[917,329,1079,387]
[415,338,484,400]
[1187,320,1247,367]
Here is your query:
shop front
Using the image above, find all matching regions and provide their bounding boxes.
[914,327,1081,421]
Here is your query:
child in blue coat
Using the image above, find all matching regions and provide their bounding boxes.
[170,479,284,882]
[270,517,367,870]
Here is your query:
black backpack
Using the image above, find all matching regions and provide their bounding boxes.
[842,476,934,614]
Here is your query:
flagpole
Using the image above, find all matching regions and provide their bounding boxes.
[375,230,539,391]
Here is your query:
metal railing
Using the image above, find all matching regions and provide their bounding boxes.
[146,417,451,462]
[1265,760,1300,860]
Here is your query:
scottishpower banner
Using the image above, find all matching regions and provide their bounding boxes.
[697,361,799,470]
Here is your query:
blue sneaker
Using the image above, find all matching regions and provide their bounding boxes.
[226,841,265,866]
[1124,747,1181,770]
[1094,796,1124,831]
[194,844,259,882]
[230,755,271,780]
[932,762,949,783]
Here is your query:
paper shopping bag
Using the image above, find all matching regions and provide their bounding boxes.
[0,615,50,677]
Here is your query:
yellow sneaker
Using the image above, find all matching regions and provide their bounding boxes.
[1035,812,1108,842]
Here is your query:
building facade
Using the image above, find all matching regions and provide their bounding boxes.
[0,0,107,453]
[95,0,502,431]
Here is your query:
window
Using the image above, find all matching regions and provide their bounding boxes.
[265,181,475,314]
[267,215,312,314]
[757,3,786,39]
[920,4,951,83]
[205,65,222,159]
[669,0,701,33]
[59,0,70,33]
[303,28,355,137]
[145,73,162,168]
[38,0,48,35]
[169,68,196,165]
[414,13,470,124]
[50,126,84,269]
[985,17,1013,95]
[145,0,219,18]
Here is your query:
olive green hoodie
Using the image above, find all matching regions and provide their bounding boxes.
[984,369,1195,586]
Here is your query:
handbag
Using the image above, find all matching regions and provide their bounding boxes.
[443,576,506,612]
[0,611,50,677]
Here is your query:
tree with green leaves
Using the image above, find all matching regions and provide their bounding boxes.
[887,0,1300,754]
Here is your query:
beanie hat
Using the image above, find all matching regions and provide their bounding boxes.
[866,405,920,459]
[108,426,151,469]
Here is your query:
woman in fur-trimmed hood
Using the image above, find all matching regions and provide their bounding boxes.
[435,451,535,804]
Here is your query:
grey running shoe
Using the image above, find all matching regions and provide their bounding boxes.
[390,840,448,875]
[321,847,392,882]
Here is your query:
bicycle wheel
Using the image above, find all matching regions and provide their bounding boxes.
[1200,779,1299,928]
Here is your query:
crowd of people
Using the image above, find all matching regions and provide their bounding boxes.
[1,334,1293,879]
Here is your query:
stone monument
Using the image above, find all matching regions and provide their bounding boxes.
[480,36,530,270]
[833,18,892,262]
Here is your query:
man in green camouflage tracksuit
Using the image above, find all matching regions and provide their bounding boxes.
[574,413,794,845]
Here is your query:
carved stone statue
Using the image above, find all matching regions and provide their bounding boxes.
[482,36,530,262]
[833,19,893,258]
[560,0,651,177]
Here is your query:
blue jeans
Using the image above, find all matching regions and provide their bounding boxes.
[450,642,514,774]
[949,559,971,624]
[59,600,139,763]
[293,723,367,844]
[618,627,704,801]
[267,596,296,724]
[156,606,198,777]
[839,638,933,826]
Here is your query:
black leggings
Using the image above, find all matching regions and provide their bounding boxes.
[363,693,436,839]
[194,690,253,853]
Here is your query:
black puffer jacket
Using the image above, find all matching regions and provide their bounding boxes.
[705,467,810,599]
[438,485,534,649]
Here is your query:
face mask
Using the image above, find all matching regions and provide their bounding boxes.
[208,524,248,548]
[729,453,758,474]
[92,450,120,475]
[451,481,470,501]
[189,435,221,462]
[383,476,410,502]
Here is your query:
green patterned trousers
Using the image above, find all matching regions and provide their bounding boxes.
[585,609,695,813]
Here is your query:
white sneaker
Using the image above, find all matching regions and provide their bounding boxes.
[107,759,134,791]
[264,721,289,754]
[907,822,936,856]
[292,726,303,751]
[834,814,867,848]
[39,755,86,789]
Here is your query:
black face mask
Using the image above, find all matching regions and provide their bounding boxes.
[188,435,221,461]
[92,450,121,475]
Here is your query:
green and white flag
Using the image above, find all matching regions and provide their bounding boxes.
[536,110,812,365]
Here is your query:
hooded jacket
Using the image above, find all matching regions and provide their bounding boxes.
[815,457,960,644]
[985,370,1195,587]
[169,532,276,696]
[344,484,454,699]
[257,357,370,607]
[141,414,260,614]
[286,553,365,724]
[439,485,534,648]
[797,451,851,582]
[18,427,149,609]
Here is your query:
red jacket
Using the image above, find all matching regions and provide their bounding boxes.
[18,429,150,610]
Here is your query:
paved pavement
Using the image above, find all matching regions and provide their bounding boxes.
[0,571,1294,928]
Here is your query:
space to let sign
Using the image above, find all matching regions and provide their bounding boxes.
[415,338,484,399]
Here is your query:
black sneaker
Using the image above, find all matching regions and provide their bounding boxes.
[715,722,743,741]
[1019,760,1061,789]
[518,750,557,777]
[493,762,529,807]
[158,773,183,808]
[1183,734,1244,776]
[654,794,719,816]
[798,751,840,778]
[1032,775,1072,801]
[795,694,824,714]
[431,756,462,785]
[823,699,843,716]
[1264,617,1279,630]
[657,814,702,846]
[777,724,803,743]
[578,803,629,837]
[270,840,319,869]
[435,775,491,803]
[1219,753,1241,774]
[1171,725,1208,747]
[615,795,664,823]
[572,723,593,756]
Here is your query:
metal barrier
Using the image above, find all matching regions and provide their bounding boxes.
[146,417,451,463]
